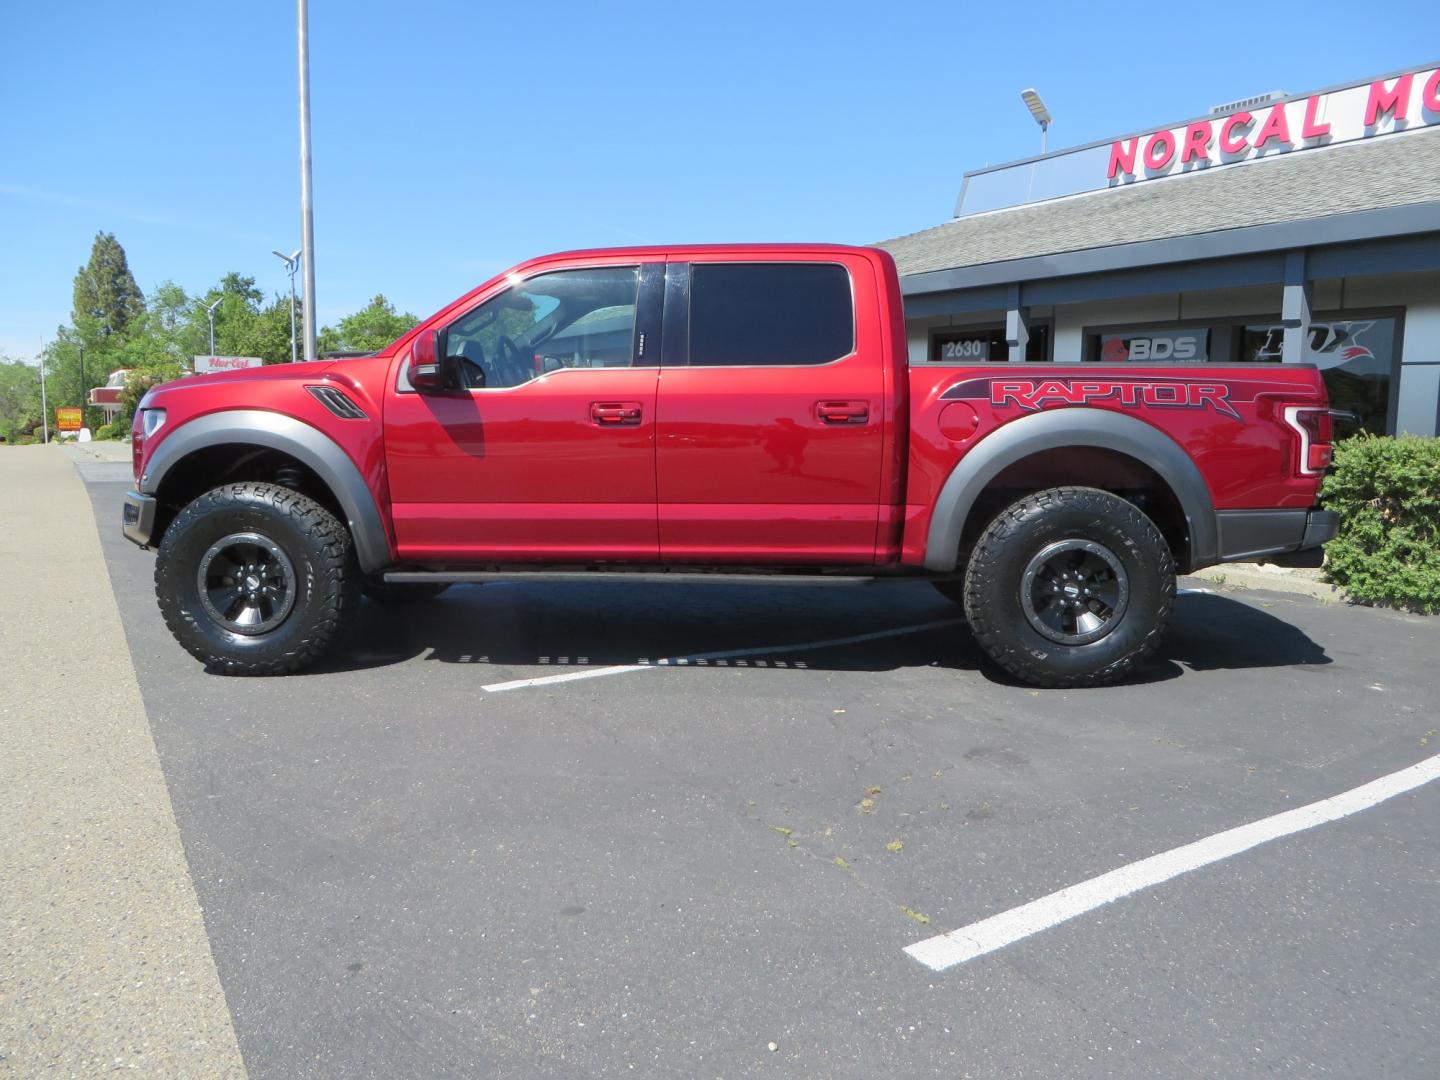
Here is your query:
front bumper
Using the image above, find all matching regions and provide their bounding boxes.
[1213,508,1339,566]
[122,490,158,548]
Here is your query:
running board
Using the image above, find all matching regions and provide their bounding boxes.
[382,570,879,588]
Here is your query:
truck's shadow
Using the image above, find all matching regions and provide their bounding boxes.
[310,582,1331,686]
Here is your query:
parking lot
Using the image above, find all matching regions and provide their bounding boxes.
[80,466,1440,1079]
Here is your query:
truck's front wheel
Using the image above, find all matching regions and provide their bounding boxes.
[155,482,359,675]
[963,486,1175,688]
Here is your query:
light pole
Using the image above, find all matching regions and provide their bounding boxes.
[201,297,222,357]
[38,343,49,444]
[1020,88,1052,155]
[273,248,301,363]
[296,0,318,362]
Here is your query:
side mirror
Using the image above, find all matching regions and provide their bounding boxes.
[409,330,446,393]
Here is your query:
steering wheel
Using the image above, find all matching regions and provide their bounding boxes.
[495,335,529,386]
[446,341,489,389]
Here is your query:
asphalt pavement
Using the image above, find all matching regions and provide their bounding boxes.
[24,460,1440,1078]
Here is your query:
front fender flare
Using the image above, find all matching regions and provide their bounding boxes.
[922,408,1218,573]
[139,410,393,573]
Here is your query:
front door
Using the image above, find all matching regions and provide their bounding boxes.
[655,257,887,564]
[386,261,662,562]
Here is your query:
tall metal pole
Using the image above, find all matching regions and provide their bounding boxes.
[289,264,299,362]
[203,297,221,356]
[297,0,318,362]
[38,343,49,444]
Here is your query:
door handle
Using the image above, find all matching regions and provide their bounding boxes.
[816,400,869,424]
[591,401,643,426]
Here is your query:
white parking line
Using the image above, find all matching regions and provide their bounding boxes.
[905,751,1440,972]
[480,619,966,693]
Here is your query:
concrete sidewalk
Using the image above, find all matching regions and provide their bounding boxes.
[0,446,244,1077]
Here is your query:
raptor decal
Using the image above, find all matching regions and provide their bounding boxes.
[940,376,1243,421]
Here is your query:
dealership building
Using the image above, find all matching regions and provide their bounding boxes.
[880,62,1440,436]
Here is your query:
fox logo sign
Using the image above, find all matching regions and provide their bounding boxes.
[941,377,1242,421]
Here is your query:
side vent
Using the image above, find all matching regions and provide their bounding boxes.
[306,384,368,419]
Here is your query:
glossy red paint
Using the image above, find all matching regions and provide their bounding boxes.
[903,363,1328,564]
[654,247,892,565]
[137,355,398,552]
[132,243,1330,576]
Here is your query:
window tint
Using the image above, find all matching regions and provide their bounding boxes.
[688,263,853,367]
[444,266,638,388]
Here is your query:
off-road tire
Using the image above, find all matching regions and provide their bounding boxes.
[963,486,1175,688]
[155,482,359,675]
[361,578,451,603]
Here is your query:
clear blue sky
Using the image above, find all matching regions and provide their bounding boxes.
[2,1,1434,362]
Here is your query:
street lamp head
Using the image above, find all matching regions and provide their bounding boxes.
[1020,88,1052,129]
[201,297,223,315]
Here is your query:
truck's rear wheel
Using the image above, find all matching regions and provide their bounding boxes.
[155,482,359,675]
[963,486,1174,688]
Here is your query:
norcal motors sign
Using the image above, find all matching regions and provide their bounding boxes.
[1108,65,1440,185]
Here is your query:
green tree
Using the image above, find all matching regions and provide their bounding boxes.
[319,294,418,355]
[72,232,145,336]
[0,358,44,441]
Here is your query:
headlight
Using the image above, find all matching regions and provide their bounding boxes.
[140,408,166,437]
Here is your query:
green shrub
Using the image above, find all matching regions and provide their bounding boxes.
[93,422,127,440]
[1321,434,1440,614]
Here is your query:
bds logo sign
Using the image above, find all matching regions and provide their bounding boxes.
[1100,330,1206,363]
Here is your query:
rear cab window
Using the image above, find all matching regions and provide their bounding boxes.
[686,263,853,367]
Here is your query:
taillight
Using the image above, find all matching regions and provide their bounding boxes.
[1282,405,1334,476]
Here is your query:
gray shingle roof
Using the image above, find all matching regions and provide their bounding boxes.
[878,127,1440,277]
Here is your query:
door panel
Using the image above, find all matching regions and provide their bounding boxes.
[386,368,658,561]
[656,257,886,564]
[385,262,661,563]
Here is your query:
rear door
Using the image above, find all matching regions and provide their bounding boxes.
[655,254,886,564]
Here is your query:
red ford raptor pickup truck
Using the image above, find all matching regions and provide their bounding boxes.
[122,245,1337,687]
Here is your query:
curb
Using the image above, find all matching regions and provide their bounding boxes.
[1185,562,1345,602]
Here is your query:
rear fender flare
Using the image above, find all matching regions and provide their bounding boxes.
[922,408,1218,573]
[139,410,393,573]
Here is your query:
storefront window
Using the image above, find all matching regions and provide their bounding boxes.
[1089,328,1209,363]
[1239,318,1396,433]
[930,325,1049,362]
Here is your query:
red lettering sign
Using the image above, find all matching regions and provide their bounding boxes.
[1108,137,1139,179]
[1365,74,1413,125]
[1143,130,1176,170]
[1300,94,1331,139]
[1423,69,1440,113]
[1218,111,1253,154]
[1180,121,1212,163]
[1253,103,1292,149]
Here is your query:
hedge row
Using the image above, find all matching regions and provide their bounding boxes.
[1321,434,1440,614]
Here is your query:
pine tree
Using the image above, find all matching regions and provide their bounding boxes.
[72,231,145,335]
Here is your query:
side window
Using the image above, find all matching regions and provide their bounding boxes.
[688,263,853,367]
[443,266,639,389]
